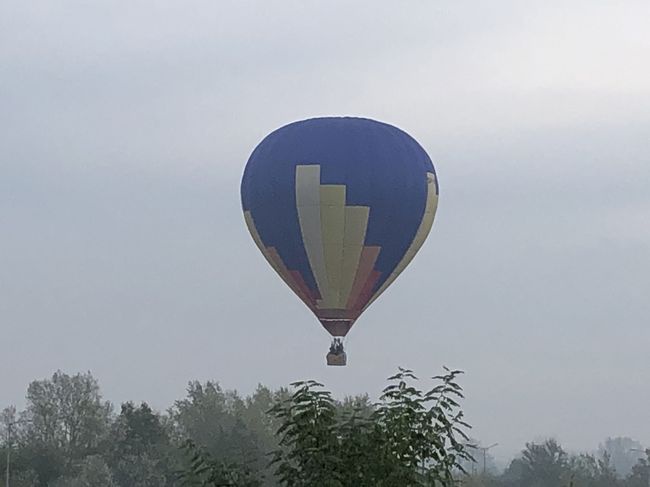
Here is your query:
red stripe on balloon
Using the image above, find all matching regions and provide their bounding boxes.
[346,246,381,310]
[266,247,315,310]
[350,270,382,315]
[289,270,319,306]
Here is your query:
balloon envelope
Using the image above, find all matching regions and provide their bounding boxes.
[241,117,438,337]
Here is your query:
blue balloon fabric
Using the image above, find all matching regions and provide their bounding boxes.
[241,117,439,337]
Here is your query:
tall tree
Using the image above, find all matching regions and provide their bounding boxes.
[170,381,262,474]
[19,371,112,485]
[599,437,645,478]
[626,450,650,487]
[505,439,568,487]
[23,371,111,457]
[107,402,174,486]
[567,452,620,487]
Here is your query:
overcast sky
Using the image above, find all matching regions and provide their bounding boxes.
[2,0,649,460]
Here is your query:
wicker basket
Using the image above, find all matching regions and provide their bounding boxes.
[326,352,347,366]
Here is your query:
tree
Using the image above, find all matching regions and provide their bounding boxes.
[111,453,168,487]
[1,406,17,440]
[267,367,472,486]
[23,371,111,457]
[177,368,472,486]
[178,440,262,487]
[18,370,112,485]
[336,394,373,419]
[50,455,116,487]
[599,437,645,478]
[269,380,342,486]
[503,439,568,487]
[107,402,174,486]
[170,381,263,476]
[241,385,287,458]
[626,449,650,487]
[1,468,39,487]
[371,368,473,486]
[567,452,619,487]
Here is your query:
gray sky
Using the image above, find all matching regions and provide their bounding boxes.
[2,0,649,460]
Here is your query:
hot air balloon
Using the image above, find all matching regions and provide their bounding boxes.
[241,117,439,365]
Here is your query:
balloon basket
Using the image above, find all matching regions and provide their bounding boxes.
[326,338,347,366]
[327,351,347,366]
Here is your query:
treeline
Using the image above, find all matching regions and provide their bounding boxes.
[1,368,471,486]
[1,371,284,486]
[462,438,650,487]
[1,369,648,486]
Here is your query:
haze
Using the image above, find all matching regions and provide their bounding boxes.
[2,1,649,460]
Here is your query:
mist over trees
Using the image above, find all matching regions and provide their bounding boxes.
[1,370,648,486]
[1,371,282,486]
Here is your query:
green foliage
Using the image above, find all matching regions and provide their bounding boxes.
[171,382,264,468]
[178,439,262,487]
[170,381,282,483]
[269,380,342,486]
[10,370,112,485]
[375,367,473,485]
[267,367,473,487]
[107,402,175,486]
[563,452,618,487]
[176,367,472,486]
[50,455,116,487]
[465,440,645,487]
[520,439,568,486]
[24,371,111,456]
[626,449,650,487]
[3,368,650,487]
[600,437,646,478]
